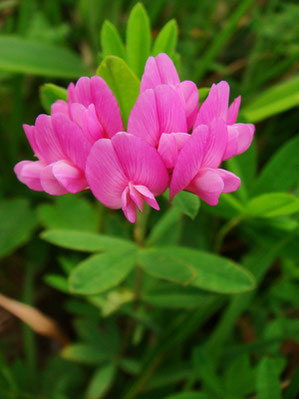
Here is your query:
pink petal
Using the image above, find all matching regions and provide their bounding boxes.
[68,77,91,107]
[134,185,160,210]
[199,118,228,168]
[52,113,92,170]
[223,123,255,160]
[86,139,128,209]
[215,169,241,193]
[69,103,105,142]
[187,168,224,206]
[194,81,230,127]
[178,80,199,130]
[227,96,241,124]
[170,129,203,200]
[14,160,44,191]
[40,164,68,195]
[140,53,180,93]
[52,160,88,193]
[51,100,69,116]
[112,133,169,195]
[34,114,65,164]
[90,76,123,137]
[23,124,42,160]
[127,85,187,147]
[158,132,190,169]
[121,187,137,223]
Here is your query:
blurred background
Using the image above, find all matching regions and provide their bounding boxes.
[0,1,298,398]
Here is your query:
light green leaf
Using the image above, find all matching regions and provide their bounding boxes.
[172,191,201,219]
[39,83,67,113]
[97,55,140,126]
[126,3,151,77]
[69,248,137,295]
[256,358,282,399]
[0,36,88,78]
[86,364,116,399]
[38,195,99,232]
[61,344,110,365]
[242,75,299,122]
[101,20,126,59]
[0,198,37,258]
[252,135,299,195]
[41,229,135,252]
[147,207,182,246]
[152,19,178,57]
[247,193,299,218]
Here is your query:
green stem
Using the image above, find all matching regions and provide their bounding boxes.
[214,215,244,253]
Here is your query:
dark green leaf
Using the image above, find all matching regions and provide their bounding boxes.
[0,198,36,258]
[69,248,137,295]
[41,229,135,252]
[256,358,282,399]
[0,36,88,78]
[252,135,299,195]
[86,364,116,399]
[147,207,182,246]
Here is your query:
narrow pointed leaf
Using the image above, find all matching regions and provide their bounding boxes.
[101,20,126,59]
[126,3,151,77]
[247,193,299,218]
[152,19,178,57]
[40,83,67,113]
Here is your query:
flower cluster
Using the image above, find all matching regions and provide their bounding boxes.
[14,54,255,223]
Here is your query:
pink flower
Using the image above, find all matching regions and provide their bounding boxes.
[194,81,255,160]
[170,119,241,206]
[127,84,189,166]
[85,133,169,223]
[14,76,123,195]
[140,53,199,130]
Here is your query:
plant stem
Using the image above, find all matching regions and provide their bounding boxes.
[214,215,244,253]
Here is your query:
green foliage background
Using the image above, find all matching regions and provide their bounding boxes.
[0,1,298,398]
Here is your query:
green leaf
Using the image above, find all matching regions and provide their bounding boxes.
[126,3,151,77]
[190,249,255,294]
[39,83,67,113]
[138,247,196,285]
[41,229,135,252]
[147,207,182,246]
[69,248,137,295]
[152,19,178,57]
[0,198,36,258]
[61,344,111,365]
[242,75,299,122]
[101,20,126,59]
[86,364,116,399]
[163,394,207,399]
[224,354,255,397]
[198,87,210,102]
[139,247,255,293]
[0,36,88,78]
[97,55,140,126]
[172,191,201,219]
[252,135,299,195]
[256,358,282,399]
[247,193,299,218]
[38,195,99,232]
[44,274,69,293]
